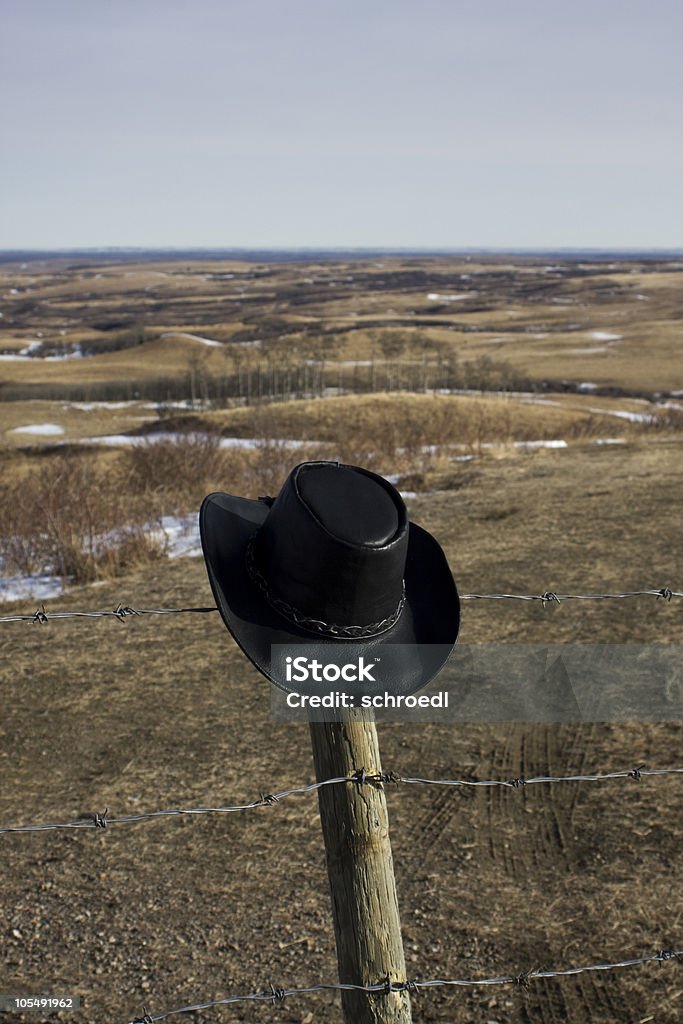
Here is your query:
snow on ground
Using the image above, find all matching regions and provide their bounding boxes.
[587,407,657,424]
[590,331,622,341]
[12,423,65,436]
[592,438,626,445]
[513,439,568,449]
[0,574,64,604]
[0,340,83,361]
[0,516,203,606]
[155,515,202,559]
[63,401,142,411]
[80,432,319,449]
[160,331,223,347]
[426,292,474,302]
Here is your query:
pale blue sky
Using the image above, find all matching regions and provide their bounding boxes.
[2,0,681,249]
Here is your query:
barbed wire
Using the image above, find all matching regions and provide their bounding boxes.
[0,604,217,624]
[2,764,682,835]
[0,588,680,625]
[461,588,682,604]
[125,949,683,1022]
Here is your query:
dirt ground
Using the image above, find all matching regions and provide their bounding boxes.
[2,440,682,1024]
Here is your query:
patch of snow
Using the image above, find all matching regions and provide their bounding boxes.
[514,439,568,449]
[0,574,64,604]
[64,401,142,411]
[159,515,202,559]
[577,382,598,392]
[592,438,626,445]
[590,331,622,341]
[426,292,473,302]
[587,407,657,424]
[80,434,138,446]
[160,331,223,347]
[81,431,322,450]
[12,423,65,436]
[0,339,83,361]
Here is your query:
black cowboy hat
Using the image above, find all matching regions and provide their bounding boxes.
[199,461,460,696]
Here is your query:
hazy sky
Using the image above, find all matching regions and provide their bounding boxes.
[2,0,681,249]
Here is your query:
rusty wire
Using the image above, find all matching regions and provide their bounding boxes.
[2,765,682,835]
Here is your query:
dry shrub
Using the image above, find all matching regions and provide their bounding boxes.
[0,451,164,584]
[124,432,238,512]
[124,432,327,512]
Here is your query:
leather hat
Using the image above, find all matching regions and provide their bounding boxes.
[199,461,460,695]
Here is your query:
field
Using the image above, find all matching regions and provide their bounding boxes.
[1,253,682,1024]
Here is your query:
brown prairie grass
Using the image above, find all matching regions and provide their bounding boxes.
[201,393,640,449]
[1,392,681,596]
[0,451,165,584]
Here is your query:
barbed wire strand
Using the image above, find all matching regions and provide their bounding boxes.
[2,765,682,835]
[0,587,681,624]
[126,950,683,1022]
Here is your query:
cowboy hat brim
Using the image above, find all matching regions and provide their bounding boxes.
[199,491,460,696]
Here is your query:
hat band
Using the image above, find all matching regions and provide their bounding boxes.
[245,536,406,639]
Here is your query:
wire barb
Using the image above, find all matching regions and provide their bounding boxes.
[513,967,538,988]
[114,604,140,621]
[268,984,286,1003]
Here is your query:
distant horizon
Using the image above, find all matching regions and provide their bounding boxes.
[2,244,683,259]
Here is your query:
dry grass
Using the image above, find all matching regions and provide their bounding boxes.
[203,392,642,448]
[0,451,164,584]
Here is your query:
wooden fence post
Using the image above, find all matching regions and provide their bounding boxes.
[309,711,412,1024]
